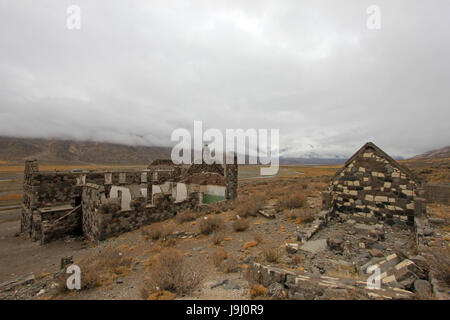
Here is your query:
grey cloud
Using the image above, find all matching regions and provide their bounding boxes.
[0,0,449,158]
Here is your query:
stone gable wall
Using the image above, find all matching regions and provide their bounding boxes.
[330,147,419,226]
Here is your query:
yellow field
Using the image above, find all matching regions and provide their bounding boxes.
[238,164,341,181]
[0,193,22,202]
[0,163,147,173]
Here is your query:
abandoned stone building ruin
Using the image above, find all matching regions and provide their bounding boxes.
[322,142,424,227]
[247,142,450,299]
[21,149,238,244]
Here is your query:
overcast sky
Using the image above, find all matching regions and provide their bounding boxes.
[0,0,449,158]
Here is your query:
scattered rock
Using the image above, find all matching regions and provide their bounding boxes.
[36,289,46,296]
[285,243,299,254]
[267,282,287,300]
[258,209,275,219]
[394,259,426,289]
[414,279,432,299]
[423,228,434,237]
[211,279,228,289]
[429,218,445,225]
[243,255,255,264]
[223,281,240,290]
[368,249,384,257]
[327,233,345,253]
[300,239,328,254]
[410,255,429,275]
[371,243,385,251]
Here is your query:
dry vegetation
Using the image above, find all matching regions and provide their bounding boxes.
[427,244,450,286]
[141,221,175,241]
[285,208,316,224]
[212,248,229,267]
[232,218,250,232]
[252,232,265,244]
[57,246,133,294]
[277,191,306,210]
[140,248,206,298]
[199,216,224,235]
[175,210,198,224]
[234,194,265,218]
[262,244,280,263]
[249,284,267,299]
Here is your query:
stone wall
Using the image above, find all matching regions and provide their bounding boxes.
[40,206,82,244]
[224,157,238,200]
[82,184,200,242]
[21,157,238,244]
[330,146,420,226]
[423,183,450,205]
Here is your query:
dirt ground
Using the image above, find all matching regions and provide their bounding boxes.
[1,163,448,300]
[0,174,325,300]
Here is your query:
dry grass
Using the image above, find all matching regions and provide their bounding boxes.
[262,244,280,263]
[145,290,176,300]
[285,208,316,224]
[243,241,258,250]
[232,218,250,232]
[58,246,133,293]
[220,257,240,273]
[199,216,224,235]
[175,210,198,224]
[290,254,304,266]
[427,244,450,286]
[249,284,267,299]
[141,248,206,297]
[141,222,175,241]
[212,249,229,267]
[277,191,306,210]
[0,193,22,202]
[0,163,146,173]
[211,229,226,245]
[234,194,265,218]
[252,232,265,244]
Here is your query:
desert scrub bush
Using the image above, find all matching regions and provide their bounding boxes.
[141,248,205,297]
[252,232,265,244]
[58,246,133,293]
[212,248,228,267]
[249,284,267,299]
[232,218,250,232]
[290,254,304,266]
[220,257,240,273]
[262,244,280,263]
[175,210,198,224]
[427,244,450,286]
[277,192,306,210]
[199,216,224,235]
[141,222,175,240]
[234,194,265,218]
[285,208,316,224]
[211,229,225,245]
[142,290,176,300]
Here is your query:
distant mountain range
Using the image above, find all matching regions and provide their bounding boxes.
[0,136,171,164]
[0,136,447,165]
[412,145,450,159]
